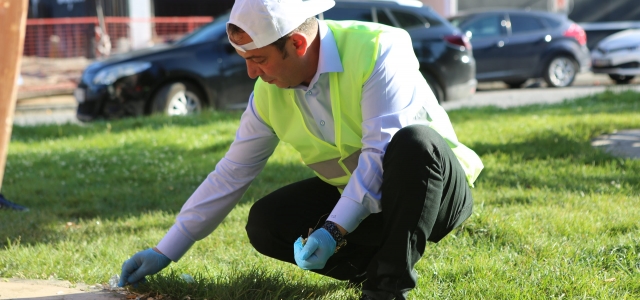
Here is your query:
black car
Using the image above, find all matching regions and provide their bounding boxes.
[76,0,476,121]
[449,9,591,88]
[76,13,253,121]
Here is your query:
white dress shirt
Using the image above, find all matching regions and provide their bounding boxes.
[157,20,460,261]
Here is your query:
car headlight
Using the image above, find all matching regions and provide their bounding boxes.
[92,61,152,85]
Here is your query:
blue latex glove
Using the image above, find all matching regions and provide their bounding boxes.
[293,228,336,270]
[118,248,171,287]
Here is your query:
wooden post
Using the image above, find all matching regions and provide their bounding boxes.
[0,0,29,190]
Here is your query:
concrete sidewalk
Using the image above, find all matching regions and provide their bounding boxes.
[0,278,126,300]
[16,95,76,113]
[17,57,89,101]
[591,129,640,159]
[13,95,79,126]
[15,56,85,120]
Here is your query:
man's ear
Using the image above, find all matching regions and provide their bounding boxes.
[289,33,308,57]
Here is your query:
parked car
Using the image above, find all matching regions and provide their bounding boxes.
[449,9,591,88]
[76,13,253,121]
[320,0,476,102]
[591,29,640,84]
[76,0,476,121]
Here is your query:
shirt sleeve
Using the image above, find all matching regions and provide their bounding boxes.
[157,93,279,261]
[327,29,436,233]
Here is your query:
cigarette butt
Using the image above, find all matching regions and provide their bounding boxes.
[301,228,313,246]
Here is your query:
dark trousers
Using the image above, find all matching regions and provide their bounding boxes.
[245,125,473,298]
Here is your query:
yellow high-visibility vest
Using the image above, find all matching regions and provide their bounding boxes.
[254,20,483,189]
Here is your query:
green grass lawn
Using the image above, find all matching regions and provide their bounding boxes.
[1,90,639,299]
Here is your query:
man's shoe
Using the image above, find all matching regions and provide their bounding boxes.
[0,194,28,211]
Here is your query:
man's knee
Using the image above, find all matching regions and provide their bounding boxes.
[245,201,276,255]
[387,125,448,162]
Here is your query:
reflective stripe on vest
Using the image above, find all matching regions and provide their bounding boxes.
[307,150,361,179]
[253,20,384,189]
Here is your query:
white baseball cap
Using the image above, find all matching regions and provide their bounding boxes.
[227,0,335,52]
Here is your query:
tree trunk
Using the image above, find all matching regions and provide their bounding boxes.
[0,0,29,190]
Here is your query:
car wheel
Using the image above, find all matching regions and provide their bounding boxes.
[608,74,635,84]
[152,81,204,116]
[422,72,444,103]
[543,55,577,87]
[504,80,527,89]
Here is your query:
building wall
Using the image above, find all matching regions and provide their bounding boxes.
[28,0,233,18]
[569,0,640,22]
[28,0,129,18]
[153,0,233,17]
[458,0,547,12]
[458,0,640,22]
[421,0,457,17]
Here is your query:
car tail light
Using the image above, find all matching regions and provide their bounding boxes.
[444,34,472,51]
[564,23,587,46]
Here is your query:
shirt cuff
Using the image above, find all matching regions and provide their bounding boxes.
[156,225,196,262]
[327,197,371,233]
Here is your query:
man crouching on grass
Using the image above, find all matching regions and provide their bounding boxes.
[118,0,483,298]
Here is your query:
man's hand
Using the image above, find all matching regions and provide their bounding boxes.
[293,228,336,270]
[118,248,171,287]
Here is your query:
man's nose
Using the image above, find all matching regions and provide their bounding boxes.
[246,62,263,79]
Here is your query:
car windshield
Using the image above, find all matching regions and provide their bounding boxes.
[176,13,230,46]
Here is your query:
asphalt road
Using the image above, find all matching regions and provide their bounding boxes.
[13,73,640,127]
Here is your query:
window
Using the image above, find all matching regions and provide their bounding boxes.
[391,10,425,29]
[323,7,373,22]
[422,15,443,27]
[462,15,504,39]
[541,16,561,28]
[376,9,394,26]
[509,15,545,34]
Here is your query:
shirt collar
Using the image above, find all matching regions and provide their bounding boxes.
[292,20,343,90]
[317,20,344,75]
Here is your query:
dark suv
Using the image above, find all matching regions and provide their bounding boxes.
[75,0,475,121]
[321,0,476,102]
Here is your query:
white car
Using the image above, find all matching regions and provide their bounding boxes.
[591,29,640,84]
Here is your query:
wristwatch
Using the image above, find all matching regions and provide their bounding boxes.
[322,221,348,253]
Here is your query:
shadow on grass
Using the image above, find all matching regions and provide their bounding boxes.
[470,130,597,161]
[0,138,313,247]
[138,267,356,300]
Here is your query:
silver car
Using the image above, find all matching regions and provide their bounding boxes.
[591,29,640,84]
